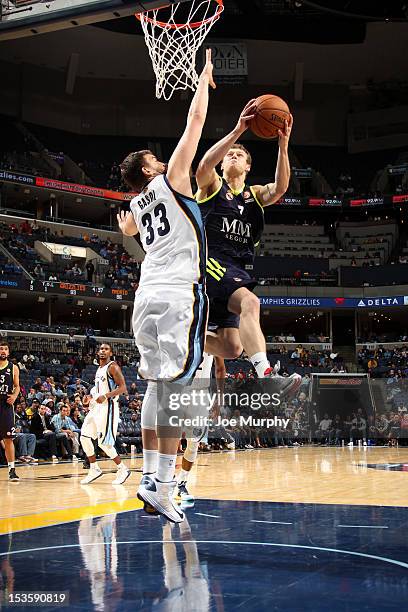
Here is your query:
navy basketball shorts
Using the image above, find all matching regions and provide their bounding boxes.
[0,403,16,440]
[206,257,257,330]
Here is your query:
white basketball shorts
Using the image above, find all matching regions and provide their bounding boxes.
[132,284,208,381]
[81,401,119,446]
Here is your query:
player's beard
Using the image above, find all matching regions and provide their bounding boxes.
[0,355,7,362]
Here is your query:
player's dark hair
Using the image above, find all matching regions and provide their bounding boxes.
[229,143,252,166]
[0,342,9,349]
[120,150,152,192]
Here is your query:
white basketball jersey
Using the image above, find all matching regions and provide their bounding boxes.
[130,174,206,288]
[94,362,118,406]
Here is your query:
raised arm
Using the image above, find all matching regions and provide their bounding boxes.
[166,49,216,197]
[195,99,257,195]
[252,114,293,207]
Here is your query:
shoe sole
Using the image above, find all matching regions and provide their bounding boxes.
[112,471,130,485]
[80,472,103,485]
[137,489,184,523]
[279,375,302,399]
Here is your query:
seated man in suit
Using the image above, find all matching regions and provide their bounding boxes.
[30,404,62,462]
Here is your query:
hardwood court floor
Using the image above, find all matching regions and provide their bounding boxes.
[1,447,408,534]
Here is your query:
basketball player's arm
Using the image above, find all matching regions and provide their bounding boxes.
[195,99,257,196]
[166,49,215,196]
[6,365,20,405]
[95,363,127,403]
[117,210,138,237]
[252,114,293,207]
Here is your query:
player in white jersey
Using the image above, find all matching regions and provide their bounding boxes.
[117,50,215,523]
[80,343,129,485]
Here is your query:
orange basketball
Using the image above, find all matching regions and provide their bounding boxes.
[249,94,291,139]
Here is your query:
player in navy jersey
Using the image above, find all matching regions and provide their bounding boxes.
[0,342,20,480]
[196,100,301,397]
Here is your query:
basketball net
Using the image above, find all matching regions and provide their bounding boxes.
[136,0,224,101]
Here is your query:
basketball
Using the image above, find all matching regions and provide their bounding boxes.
[249,94,291,139]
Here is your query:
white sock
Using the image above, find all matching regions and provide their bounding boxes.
[178,468,190,484]
[90,462,100,471]
[156,453,177,483]
[8,462,14,470]
[143,449,158,475]
[118,462,128,471]
[249,352,270,378]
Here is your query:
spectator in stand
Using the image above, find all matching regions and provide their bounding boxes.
[71,263,82,278]
[85,260,95,283]
[14,403,38,464]
[51,406,80,459]
[22,352,36,368]
[30,405,59,462]
[128,382,139,396]
[70,406,83,433]
[317,414,332,444]
[20,220,32,235]
[66,330,79,353]
[84,326,96,355]
[33,263,45,280]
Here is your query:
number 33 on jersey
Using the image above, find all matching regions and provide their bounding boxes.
[130,174,207,288]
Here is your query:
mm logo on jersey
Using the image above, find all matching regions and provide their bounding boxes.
[221,217,251,243]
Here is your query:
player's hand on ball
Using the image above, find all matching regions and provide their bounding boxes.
[200,48,216,89]
[236,99,257,134]
[277,113,293,147]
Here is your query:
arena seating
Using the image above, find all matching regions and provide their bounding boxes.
[0,219,141,288]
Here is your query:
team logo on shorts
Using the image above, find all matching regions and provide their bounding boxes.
[226,191,234,200]
[234,277,242,282]
[243,191,251,199]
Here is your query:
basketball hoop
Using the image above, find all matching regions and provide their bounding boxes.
[136,0,224,100]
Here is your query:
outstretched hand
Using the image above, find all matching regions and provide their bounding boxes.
[277,113,293,148]
[235,99,257,134]
[200,48,216,89]
[117,210,131,233]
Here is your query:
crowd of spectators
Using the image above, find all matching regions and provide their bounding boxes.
[3,338,408,466]
[0,351,143,465]
[358,345,408,376]
[0,219,141,290]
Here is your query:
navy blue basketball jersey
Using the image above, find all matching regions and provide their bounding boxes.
[0,362,13,407]
[197,178,264,268]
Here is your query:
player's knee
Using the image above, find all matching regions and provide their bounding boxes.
[184,439,199,463]
[222,338,243,359]
[241,293,260,318]
[81,435,95,457]
[98,443,117,459]
[141,381,158,430]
